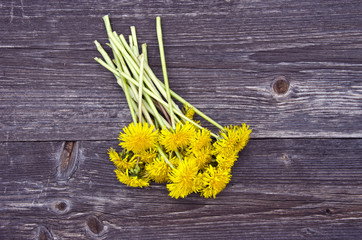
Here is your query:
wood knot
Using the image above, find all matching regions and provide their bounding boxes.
[55,201,67,211]
[57,141,79,181]
[86,216,104,235]
[272,76,289,95]
[51,200,70,214]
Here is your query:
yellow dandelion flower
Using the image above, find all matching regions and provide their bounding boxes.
[188,128,212,152]
[235,123,252,152]
[216,152,239,170]
[192,172,205,192]
[119,122,158,153]
[159,121,195,152]
[214,124,252,155]
[145,157,173,183]
[108,148,137,170]
[114,169,149,188]
[193,147,212,169]
[212,140,238,160]
[167,158,199,199]
[170,156,181,168]
[135,149,157,164]
[108,147,121,162]
[200,166,231,198]
[215,126,239,154]
[183,103,195,120]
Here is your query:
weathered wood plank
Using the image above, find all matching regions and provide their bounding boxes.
[0,0,362,141]
[1,0,362,50]
[1,139,362,239]
[0,47,361,141]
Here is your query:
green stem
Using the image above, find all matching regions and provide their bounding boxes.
[171,91,225,131]
[102,15,113,39]
[111,40,178,126]
[156,16,175,128]
[94,57,218,138]
[118,34,161,99]
[157,145,174,169]
[128,35,133,49]
[130,26,139,56]
[175,151,182,161]
[94,40,115,68]
[112,44,154,126]
[142,43,148,65]
[138,54,145,123]
[112,33,161,99]
[97,19,224,131]
[118,53,166,128]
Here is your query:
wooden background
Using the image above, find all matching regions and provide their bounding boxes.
[1,0,362,239]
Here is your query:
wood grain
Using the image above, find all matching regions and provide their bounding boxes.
[0,0,361,141]
[1,139,362,239]
[1,1,362,239]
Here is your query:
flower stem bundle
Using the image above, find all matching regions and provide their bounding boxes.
[94,16,252,199]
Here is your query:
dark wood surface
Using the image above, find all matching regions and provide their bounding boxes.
[1,0,361,239]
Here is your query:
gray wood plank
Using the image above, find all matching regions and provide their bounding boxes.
[1,139,362,239]
[1,48,361,141]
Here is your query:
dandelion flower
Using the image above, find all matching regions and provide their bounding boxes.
[183,103,195,120]
[200,166,231,198]
[159,121,195,152]
[215,152,238,170]
[108,147,121,162]
[193,147,212,169]
[167,158,199,199]
[214,126,240,155]
[214,124,252,155]
[192,172,205,192]
[188,128,212,152]
[108,148,137,170]
[135,149,157,164]
[114,169,149,188]
[145,157,173,183]
[170,156,181,168]
[119,122,158,153]
[235,123,252,152]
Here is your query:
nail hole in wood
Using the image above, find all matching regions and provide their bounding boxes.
[273,76,289,95]
[325,208,331,214]
[55,201,67,211]
[87,216,103,235]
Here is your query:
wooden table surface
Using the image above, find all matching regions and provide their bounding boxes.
[1,0,362,239]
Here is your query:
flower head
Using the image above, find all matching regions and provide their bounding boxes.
[114,169,149,188]
[200,166,231,198]
[119,122,158,153]
[193,147,212,169]
[213,124,252,157]
[188,128,212,153]
[235,123,252,152]
[167,157,199,199]
[192,172,205,192]
[108,148,137,170]
[135,149,157,164]
[215,152,238,170]
[159,121,195,152]
[145,157,173,183]
[183,103,195,120]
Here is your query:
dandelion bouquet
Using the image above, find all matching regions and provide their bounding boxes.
[94,16,252,199]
